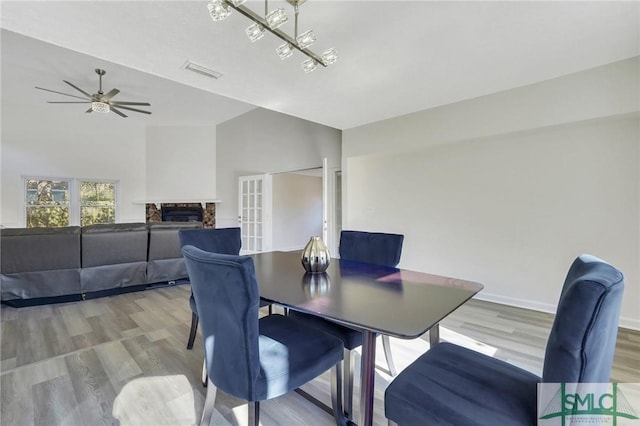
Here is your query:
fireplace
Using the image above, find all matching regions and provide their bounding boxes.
[161,206,203,222]
[146,202,215,228]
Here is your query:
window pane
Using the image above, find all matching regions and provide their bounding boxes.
[80,181,116,226]
[81,207,115,227]
[80,181,115,204]
[26,179,69,205]
[26,179,70,228]
[26,206,70,228]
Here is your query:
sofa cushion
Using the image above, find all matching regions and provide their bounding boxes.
[148,222,203,261]
[81,223,148,292]
[147,222,203,283]
[1,226,81,273]
[81,223,148,267]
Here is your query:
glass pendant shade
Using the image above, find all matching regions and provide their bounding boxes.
[208,0,232,21]
[276,43,294,60]
[302,58,318,73]
[245,23,265,42]
[91,102,110,113]
[296,30,316,49]
[266,8,288,29]
[321,48,338,65]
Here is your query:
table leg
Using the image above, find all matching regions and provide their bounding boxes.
[359,330,377,426]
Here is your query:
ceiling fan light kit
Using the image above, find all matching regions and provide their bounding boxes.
[208,0,338,73]
[35,68,151,118]
[91,101,110,113]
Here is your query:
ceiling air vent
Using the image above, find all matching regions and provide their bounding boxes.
[182,60,223,80]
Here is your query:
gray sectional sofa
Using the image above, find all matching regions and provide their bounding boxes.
[1,221,202,306]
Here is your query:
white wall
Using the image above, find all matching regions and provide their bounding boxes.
[216,107,341,227]
[145,126,216,201]
[1,108,146,227]
[1,119,218,227]
[272,173,322,251]
[343,57,640,329]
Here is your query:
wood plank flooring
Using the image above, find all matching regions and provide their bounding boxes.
[1,284,638,425]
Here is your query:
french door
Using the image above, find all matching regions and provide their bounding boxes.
[238,175,271,254]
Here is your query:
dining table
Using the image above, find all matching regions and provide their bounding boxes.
[250,250,484,426]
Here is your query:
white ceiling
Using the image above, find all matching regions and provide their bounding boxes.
[2,1,639,130]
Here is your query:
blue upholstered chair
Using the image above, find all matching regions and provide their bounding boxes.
[178,227,242,350]
[384,254,625,426]
[182,246,347,426]
[290,230,404,420]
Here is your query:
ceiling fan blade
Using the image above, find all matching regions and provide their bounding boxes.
[110,101,151,106]
[113,105,151,115]
[102,88,120,100]
[110,106,128,118]
[47,101,91,104]
[63,80,93,98]
[35,86,88,100]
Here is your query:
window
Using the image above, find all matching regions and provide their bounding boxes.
[25,179,71,228]
[80,181,116,226]
[24,177,118,228]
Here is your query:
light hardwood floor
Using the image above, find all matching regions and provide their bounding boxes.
[1,284,638,425]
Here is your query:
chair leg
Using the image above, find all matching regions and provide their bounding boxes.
[248,401,259,426]
[343,348,354,421]
[201,359,208,388]
[381,335,397,376]
[429,322,440,348]
[331,362,347,426]
[199,378,217,426]
[187,312,199,349]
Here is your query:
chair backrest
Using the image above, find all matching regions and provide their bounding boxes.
[339,230,404,267]
[181,245,261,400]
[543,254,625,383]
[178,227,241,255]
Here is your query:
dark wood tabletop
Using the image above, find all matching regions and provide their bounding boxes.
[252,250,484,338]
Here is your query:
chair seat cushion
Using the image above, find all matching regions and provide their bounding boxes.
[255,314,344,400]
[288,310,363,350]
[385,342,540,426]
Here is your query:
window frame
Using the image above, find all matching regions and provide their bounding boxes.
[22,176,120,227]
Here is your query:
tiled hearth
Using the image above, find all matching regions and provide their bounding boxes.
[145,203,215,228]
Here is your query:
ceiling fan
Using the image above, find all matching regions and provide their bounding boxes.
[35,68,151,118]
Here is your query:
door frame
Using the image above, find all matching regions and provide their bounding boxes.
[266,161,341,256]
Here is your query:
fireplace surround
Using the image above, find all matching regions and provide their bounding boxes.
[146,203,215,228]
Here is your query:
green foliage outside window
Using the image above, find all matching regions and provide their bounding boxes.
[26,179,70,228]
[80,181,116,226]
[25,179,117,228]
[26,206,71,228]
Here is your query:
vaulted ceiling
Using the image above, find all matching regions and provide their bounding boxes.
[2,1,639,130]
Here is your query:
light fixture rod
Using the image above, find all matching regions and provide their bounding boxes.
[224,0,326,67]
[96,68,106,94]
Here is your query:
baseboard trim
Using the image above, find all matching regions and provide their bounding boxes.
[475,292,640,331]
